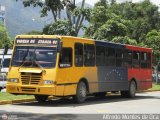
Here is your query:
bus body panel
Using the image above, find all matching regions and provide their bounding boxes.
[126,45,152,90]
[55,37,98,95]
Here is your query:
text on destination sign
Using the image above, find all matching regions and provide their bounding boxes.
[16,39,58,45]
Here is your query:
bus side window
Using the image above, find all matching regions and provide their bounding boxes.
[124,49,132,68]
[147,52,151,68]
[116,48,124,67]
[141,52,147,68]
[106,47,115,66]
[96,46,105,66]
[133,51,140,68]
[84,44,95,66]
[75,43,83,67]
[59,48,72,68]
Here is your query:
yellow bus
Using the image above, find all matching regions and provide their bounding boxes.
[7,35,152,103]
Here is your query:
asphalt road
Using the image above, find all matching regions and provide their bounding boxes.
[0,91,160,120]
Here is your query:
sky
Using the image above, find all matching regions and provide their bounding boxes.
[76,0,160,6]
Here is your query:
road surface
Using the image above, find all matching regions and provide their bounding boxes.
[0,91,160,120]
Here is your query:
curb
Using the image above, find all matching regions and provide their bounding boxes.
[139,90,160,92]
[0,98,35,105]
[0,96,56,105]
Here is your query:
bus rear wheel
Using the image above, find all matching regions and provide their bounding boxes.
[74,81,87,103]
[34,95,48,103]
[121,81,136,98]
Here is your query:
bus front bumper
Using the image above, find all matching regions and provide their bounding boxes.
[6,84,56,95]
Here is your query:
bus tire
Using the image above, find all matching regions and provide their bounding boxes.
[74,81,87,103]
[34,95,48,103]
[93,92,106,97]
[128,80,137,98]
[121,81,136,98]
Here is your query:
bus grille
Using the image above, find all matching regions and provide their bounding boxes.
[21,73,42,85]
[21,87,36,92]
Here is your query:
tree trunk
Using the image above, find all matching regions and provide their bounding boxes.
[51,8,57,22]
[75,0,85,36]
[66,2,72,26]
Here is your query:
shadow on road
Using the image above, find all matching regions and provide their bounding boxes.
[14,94,158,107]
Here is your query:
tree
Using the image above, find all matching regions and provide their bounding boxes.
[43,20,74,35]
[18,0,90,36]
[26,30,42,35]
[84,10,131,41]
[107,0,160,42]
[0,24,12,48]
[145,30,160,63]
[112,36,137,45]
[93,18,128,41]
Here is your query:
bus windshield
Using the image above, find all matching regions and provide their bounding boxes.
[11,46,57,68]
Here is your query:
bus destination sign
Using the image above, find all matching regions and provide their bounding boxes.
[16,38,58,45]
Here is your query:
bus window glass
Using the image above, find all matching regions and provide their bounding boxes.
[124,50,132,67]
[106,47,115,66]
[59,48,72,68]
[147,52,151,68]
[75,43,83,67]
[84,44,95,66]
[96,46,105,66]
[133,51,140,68]
[12,46,57,68]
[141,52,147,68]
[116,48,124,67]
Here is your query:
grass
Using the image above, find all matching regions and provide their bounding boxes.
[149,83,160,91]
[0,92,34,101]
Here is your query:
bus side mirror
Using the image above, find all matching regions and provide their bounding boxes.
[3,44,8,55]
[57,41,62,52]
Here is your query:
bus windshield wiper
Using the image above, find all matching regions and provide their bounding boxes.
[18,47,30,70]
[32,47,44,70]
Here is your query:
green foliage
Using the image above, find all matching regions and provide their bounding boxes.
[95,0,108,8]
[25,30,42,35]
[112,36,137,45]
[94,19,127,40]
[43,20,75,35]
[145,30,160,62]
[85,0,160,41]
[0,92,33,101]
[0,24,12,48]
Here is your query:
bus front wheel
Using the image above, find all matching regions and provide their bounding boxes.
[121,81,136,98]
[74,81,87,103]
[34,95,48,103]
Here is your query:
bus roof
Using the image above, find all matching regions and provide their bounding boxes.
[15,35,152,51]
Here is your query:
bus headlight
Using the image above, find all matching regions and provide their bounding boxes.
[44,80,54,85]
[8,78,19,83]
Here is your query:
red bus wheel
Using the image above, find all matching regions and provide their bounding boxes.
[121,81,136,98]
[129,81,136,98]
